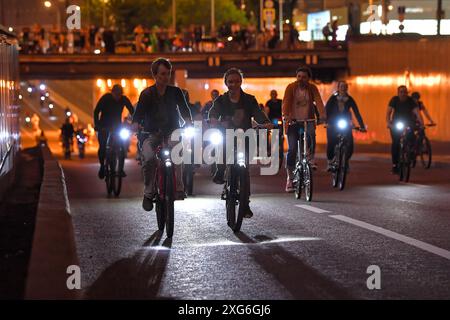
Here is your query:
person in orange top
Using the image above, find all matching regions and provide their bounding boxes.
[282,66,326,192]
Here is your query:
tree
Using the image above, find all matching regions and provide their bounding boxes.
[163,0,249,32]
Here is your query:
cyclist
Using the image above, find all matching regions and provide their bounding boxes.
[208,68,273,219]
[94,84,134,179]
[325,81,366,171]
[411,91,436,154]
[132,58,192,212]
[386,85,423,174]
[411,91,436,126]
[282,66,326,193]
[61,116,75,156]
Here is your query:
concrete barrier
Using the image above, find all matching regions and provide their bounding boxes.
[25,145,80,299]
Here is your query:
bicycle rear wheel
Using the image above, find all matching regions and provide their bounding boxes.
[420,136,432,169]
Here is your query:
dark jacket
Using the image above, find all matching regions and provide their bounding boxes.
[132,85,192,135]
[94,93,134,130]
[208,90,270,130]
[325,93,365,129]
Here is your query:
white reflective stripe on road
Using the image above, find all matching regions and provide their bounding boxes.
[330,215,450,261]
[295,205,331,214]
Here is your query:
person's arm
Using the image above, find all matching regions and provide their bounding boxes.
[176,87,193,126]
[132,90,148,130]
[349,97,366,130]
[386,106,394,128]
[282,84,293,122]
[386,97,396,128]
[413,107,424,127]
[311,84,326,121]
[123,96,135,116]
[421,103,436,124]
[93,95,105,130]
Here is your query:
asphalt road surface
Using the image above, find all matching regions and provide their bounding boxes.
[61,153,450,299]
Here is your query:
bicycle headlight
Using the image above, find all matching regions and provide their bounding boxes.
[396,122,405,131]
[163,149,170,157]
[237,152,245,166]
[337,119,348,130]
[119,128,131,140]
[183,126,195,139]
[210,131,223,145]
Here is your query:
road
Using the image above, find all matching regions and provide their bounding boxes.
[61,153,450,299]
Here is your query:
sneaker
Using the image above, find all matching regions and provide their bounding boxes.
[285,179,294,193]
[142,196,154,211]
[98,165,105,179]
[120,170,127,178]
[242,206,254,218]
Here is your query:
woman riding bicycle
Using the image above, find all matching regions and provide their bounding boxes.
[325,81,367,171]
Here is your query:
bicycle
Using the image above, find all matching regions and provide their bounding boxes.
[413,124,435,169]
[329,119,364,190]
[291,119,316,202]
[220,135,250,233]
[395,121,415,183]
[139,132,176,238]
[104,126,130,197]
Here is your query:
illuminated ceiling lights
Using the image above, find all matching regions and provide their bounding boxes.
[355,74,444,87]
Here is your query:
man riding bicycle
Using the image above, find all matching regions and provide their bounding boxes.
[386,85,423,174]
[325,81,366,171]
[94,84,134,179]
[132,58,192,212]
[208,68,273,219]
[282,66,326,193]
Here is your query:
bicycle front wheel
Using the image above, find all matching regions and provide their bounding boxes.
[165,166,175,238]
[304,163,313,202]
[338,148,348,191]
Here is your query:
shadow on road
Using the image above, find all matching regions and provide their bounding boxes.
[84,231,174,299]
[234,232,354,299]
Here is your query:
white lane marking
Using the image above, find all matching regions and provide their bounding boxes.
[330,215,450,261]
[142,237,322,250]
[387,197,423,205]
[295,205,331,214]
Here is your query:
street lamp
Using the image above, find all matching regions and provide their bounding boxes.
[44,1,61,32]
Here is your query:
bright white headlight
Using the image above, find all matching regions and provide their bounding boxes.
[119,128,130,140]
[183,127,195,139]
[210,132,223,145]
[163,150,170,156]
[337,119,348,130]
[396,122,405,131]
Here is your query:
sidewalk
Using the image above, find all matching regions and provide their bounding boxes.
[0,147,43,299]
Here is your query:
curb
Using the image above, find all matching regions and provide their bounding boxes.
[25,145,80,299]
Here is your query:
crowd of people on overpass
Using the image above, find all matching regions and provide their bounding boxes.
[17,22,338,55]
